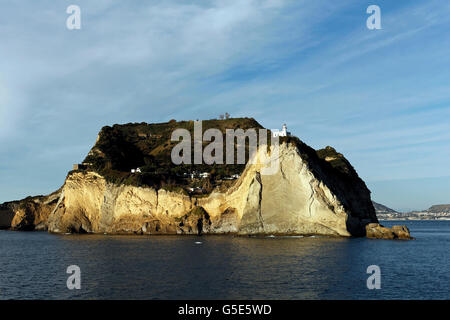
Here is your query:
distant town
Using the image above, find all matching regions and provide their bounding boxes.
[373,201,450,220]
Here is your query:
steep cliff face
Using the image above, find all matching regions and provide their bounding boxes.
[0,190,61,231]
[42,141,377,236]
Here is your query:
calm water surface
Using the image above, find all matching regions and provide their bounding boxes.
[0,220,449,299]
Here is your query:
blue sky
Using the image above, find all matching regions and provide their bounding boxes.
[1,0,449,211]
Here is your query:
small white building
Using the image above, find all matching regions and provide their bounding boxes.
[185,171,210,179]
[272,124,291,137]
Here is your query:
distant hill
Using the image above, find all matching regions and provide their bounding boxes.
[428,204,450,213]
[372,201,398,214]
[375,202,450,220]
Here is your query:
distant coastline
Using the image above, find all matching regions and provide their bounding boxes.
[373,201,450,221]
[378,215,450,221]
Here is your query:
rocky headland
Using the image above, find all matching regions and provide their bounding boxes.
[0,118,411,239]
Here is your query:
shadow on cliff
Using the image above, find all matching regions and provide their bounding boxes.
[283,136,378,237]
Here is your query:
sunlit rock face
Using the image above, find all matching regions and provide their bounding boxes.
[366,223,412,240]
[0,190,61,231]
[41,141,377,237]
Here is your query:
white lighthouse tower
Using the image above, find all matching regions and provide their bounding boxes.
[281,124,288,136]
[272,123,291,137]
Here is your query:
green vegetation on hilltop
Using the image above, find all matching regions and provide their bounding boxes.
[316,146,354,175]
[81,117,264,191]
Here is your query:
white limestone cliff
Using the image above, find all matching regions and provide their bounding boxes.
[44,142,377,236]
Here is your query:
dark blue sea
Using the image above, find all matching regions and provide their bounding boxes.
[0,220,449,300]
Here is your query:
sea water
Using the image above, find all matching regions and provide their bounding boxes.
[0,220,448,299]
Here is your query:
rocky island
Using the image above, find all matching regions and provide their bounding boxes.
[0,118,411,239]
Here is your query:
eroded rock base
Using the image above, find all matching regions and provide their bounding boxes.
[366,223,412,240]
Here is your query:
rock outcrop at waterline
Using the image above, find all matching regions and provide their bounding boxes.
[0,119,410,238]
[366,223,412,240]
